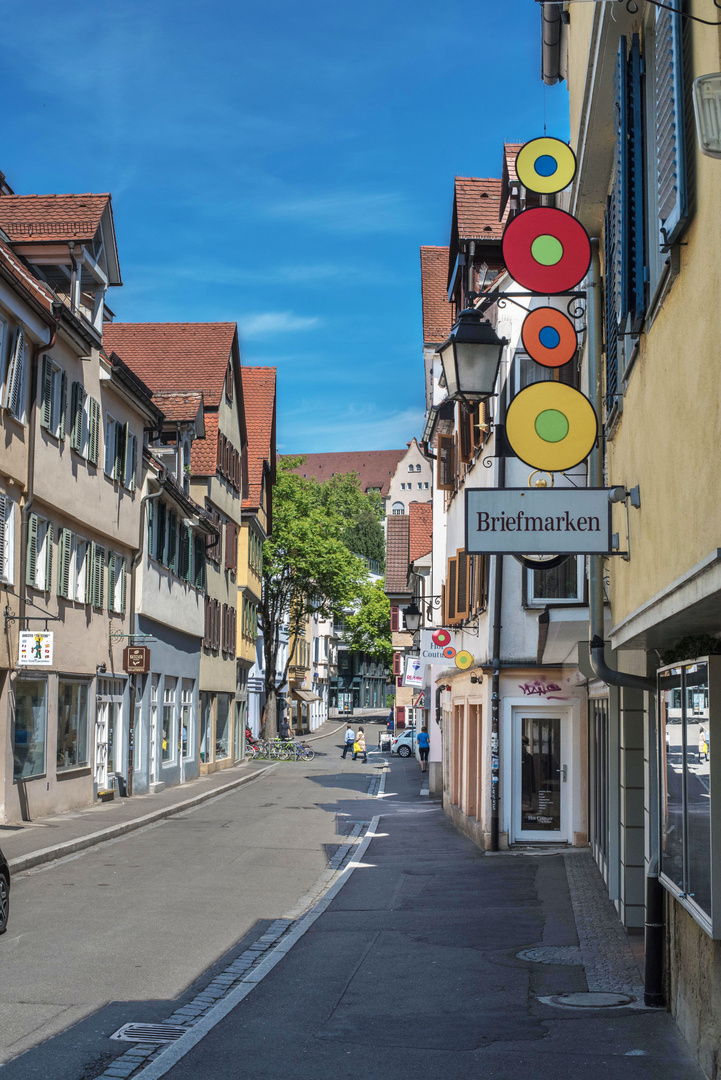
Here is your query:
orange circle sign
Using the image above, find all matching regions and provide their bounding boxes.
[522,308,577,368]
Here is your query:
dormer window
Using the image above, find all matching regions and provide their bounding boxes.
[225,362,233,403]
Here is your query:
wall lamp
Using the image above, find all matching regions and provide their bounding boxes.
[436,309,507,403]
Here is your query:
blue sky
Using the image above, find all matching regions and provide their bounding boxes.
[3,0,568,453]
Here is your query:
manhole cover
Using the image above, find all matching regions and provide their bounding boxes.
[110,1023,190,1044]
[517,946,583,966]
[546,992,636,1008]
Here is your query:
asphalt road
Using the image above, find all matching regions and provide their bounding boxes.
[0,715,406,1077]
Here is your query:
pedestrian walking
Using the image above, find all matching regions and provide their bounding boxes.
[417,726,430,773]
[353,726,367,763]
[280,717,291,740]
[387,709,395,734]
[341,723,355,759]
[699,725,709,763]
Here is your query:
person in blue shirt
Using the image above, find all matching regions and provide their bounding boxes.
[417,726,430,773]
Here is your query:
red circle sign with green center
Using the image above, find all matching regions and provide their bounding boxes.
[522,307,577,368]
[502,207,591,293]
[505,382,598,471]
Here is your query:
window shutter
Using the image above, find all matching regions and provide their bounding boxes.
[88,398,100,465]
[70,382,84,451]
[4,328,24,415]
[157,502,167,564]
[614,38,630,333]
[57,529,71,598]
[475,554,487,610]
[655,0,688,247]
[115,421,126,482]
[604,196,619,417]
[459,403,472,464]
[45,523,53,592]
[456,550,469,619]
[120,559,127,615]
[107,552,116,610]
[393,652,402,677]
[120,422,130,484]
[129,435,137,491]
[204,595,211,647]
[217,431,224,473]
[194,534,205,589]
[390,605,399,632]
[84,542,92,604]
[447,557,457,622]
[168,511,178,572]
[214,599,221,650]
[147,499,154,558]
[96,546,105,609]
[0,495,5,580]
[225,523,235,569]
[179,523,190,580]
[59,371,67,440]
[26,512,38,586]
[41,355,52,430]
[437,434,455,491]
[627,35,646,328]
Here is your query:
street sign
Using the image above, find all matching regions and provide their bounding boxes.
[465,487,613,555]
[123,645,151,674]
[404,656,424,688]
[19,631,53,666]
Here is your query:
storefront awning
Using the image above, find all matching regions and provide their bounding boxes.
[293,689,322,703]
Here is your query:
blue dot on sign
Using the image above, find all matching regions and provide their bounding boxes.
[535,154,558,177]
[539,325,561,349]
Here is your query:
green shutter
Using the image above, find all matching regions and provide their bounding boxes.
[57,528,72,598]
[120,559,127,614]
[108,552,116,610]
[129,435,137,492]
[88,398,99,465]
[157,503,167,564]
[84,542,92,604]
[168,511,178,573]
[96,546,105,609]
[147,499,154,559]
[194,535,205,589]
[45,523,53,593]
[41,356,52,430]
[115,422,125,482]
[70,383,81,450]
[26,512,38,586]
[59,371,67,440]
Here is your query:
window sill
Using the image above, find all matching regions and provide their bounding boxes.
[2,409,27,429]
[56,766,91,781]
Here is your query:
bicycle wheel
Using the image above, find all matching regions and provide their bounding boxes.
[300,746,315,761]
[246,743,258,760]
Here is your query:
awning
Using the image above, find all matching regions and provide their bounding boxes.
[537,605,612,667]
[293,689,322,703]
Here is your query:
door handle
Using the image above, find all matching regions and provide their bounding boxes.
[562,764,567,782]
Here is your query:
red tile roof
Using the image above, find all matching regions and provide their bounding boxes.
[409,502,433,564]
[384,514,411,597]
[289,450,406,498]
[420,246,454,345]
[0,193,110,243]
[241,366,276,511]
[152,391,204,424]
[191,411,218,477]
[454,177,506,240]
[504,143,522,184]
[0,238,55,314]
[102,322,237,407]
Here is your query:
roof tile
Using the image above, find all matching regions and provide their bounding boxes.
[454,177,506,240]
[290,449,407,498]
[420,246,454,345]
[241,367,276,511]
[409,502,433,564]
[384,514,411,596]
[0,193,110,243]
[191,411,218,477]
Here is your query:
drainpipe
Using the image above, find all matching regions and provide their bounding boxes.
[586,240,662,1007]
[68,242,79,313]
[467,241,476,306]
[127,482,164,797]
[19,305,62,630]
[490,383,507,852]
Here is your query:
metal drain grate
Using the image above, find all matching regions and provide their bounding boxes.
[110,1023,190,1044]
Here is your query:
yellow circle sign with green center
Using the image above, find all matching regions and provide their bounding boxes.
[455,650,474,671]
[515,137,577,195]
[506,383,597,471]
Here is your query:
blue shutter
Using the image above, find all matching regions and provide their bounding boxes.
[627,35,646,328]
[655,0,687,246]
[604,196,619,416]
[614,38,630,328]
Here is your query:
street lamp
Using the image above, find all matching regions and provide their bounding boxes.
[403,600,422,633]
[436,308,508,402]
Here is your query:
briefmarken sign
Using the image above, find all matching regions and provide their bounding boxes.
[465,487,613,555]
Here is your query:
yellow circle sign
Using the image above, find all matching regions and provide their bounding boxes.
[455,651,474,671]
[515,137,577,195]
[506,383,598,472]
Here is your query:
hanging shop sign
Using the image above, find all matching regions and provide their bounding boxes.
[515,136,578,195]
[505,382,598,472]
[521,307,578,368]
[502,207,591,294]
[18,630,54,667]
[419,630,476,669]
[123,646,151,674]
[465,487,613,555]
[404,656,424,688]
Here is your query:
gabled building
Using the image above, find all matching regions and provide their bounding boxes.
[103,322,248,774]
[238,366,276,738]
[385,513,414,728]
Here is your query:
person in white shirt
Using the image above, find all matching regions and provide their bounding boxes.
[341,724,355,759]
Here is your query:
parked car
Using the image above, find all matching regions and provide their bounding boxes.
[391,728,416,758]
[0,847,9,934]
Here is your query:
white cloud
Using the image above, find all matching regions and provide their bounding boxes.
[267,190,417,234]
[279,405,427,454]
[238,311,321,339]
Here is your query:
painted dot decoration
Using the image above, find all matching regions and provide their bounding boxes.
[502,208,591,294]
[521,307,578,369]
[505,382,598,472]
[432,628,451,647]
[515,137,577,194]
[455,651,474,671]
[443,645,457,659]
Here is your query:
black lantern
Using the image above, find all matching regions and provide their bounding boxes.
[403,600,422,633]
[436,309,507,401]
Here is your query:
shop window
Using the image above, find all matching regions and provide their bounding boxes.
[528,556,584,605]
[162,678,176,762]
[659,659,719,935]
[200,692,213,764]
[13,677,47,780]
[57,680,89,770]
[180,680,193,758]
[216,694,230,758]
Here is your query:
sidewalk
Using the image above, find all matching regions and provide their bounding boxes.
[144,786,702,1080]
[0,718,345,873]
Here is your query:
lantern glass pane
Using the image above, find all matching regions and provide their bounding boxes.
[439,341,459,398]
[455,341,500,397]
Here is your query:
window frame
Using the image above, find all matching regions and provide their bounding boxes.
[0,494,15,584]
[57,678,90,772]
[526,555,586,607]
[13,676,48,781]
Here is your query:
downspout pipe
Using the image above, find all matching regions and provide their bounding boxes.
[490,389,507,852]
[586,240,662,1008]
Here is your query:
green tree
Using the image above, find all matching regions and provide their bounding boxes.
[261,458,368,736]
[341,579,393,669]
[343,503,386,566]
[314,471,385,569]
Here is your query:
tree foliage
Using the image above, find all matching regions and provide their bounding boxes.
[341,579,393,668]
[314,472,385,568]
[261,458,369,735]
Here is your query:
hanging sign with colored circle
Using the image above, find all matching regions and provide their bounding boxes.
[505,382,598,472]
[432,628,452,648]
[455,651,474,671]
[502,207,591,294]
[521,307,577,368]
[515,137,577,195]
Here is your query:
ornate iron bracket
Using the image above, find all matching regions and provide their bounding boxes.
[536,0,721,27]
[4,595,62,632]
